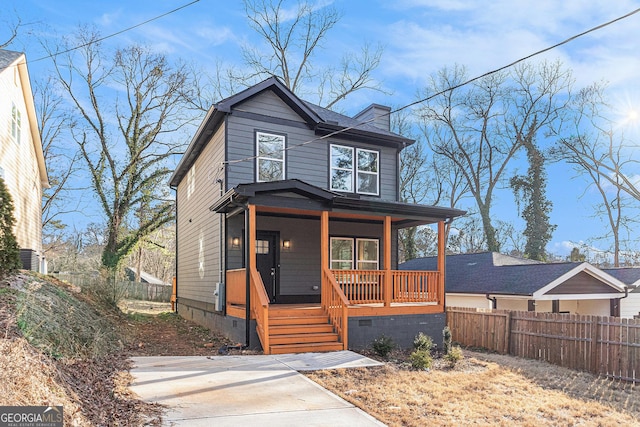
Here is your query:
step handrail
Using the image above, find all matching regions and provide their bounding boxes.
[321,267,349,349]
[250,266,270,353]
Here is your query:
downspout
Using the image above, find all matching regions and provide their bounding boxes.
[172,186,179,313]
[244,206,251,348]
[485,294,497,309]
[217,179,225,315]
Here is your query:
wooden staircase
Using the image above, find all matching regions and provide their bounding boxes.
[267,305,344,354]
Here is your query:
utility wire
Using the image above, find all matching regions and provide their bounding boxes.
[29,0,201,63]
[223,7,640,166]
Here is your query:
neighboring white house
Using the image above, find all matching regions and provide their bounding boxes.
[0,49,49,272]
[602,267,640,319]
[401,252,630,318]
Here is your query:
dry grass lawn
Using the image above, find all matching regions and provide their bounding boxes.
[306,350,640,427]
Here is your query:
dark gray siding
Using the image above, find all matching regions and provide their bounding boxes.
[258,216,321,296]
[225,91,399,201]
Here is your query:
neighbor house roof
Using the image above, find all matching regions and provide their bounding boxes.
[125,267,169,286]
[169,76,412,188]
[400,252,627,299]
[0,49,49,188]
[210,179,465,226]
[602,267,640,289]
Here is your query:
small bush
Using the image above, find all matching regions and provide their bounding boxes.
[0,177,21,278]
[410,349,433,370]
[372,335,395,357]
[444,345,464,367]
[413,332,435,352]
[443,326,452,354]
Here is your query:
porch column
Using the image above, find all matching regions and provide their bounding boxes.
[321,211,329,306]
[384,216,392,307]
[321,211,328,269]
[244,204,257,347]
[437,220,445,308]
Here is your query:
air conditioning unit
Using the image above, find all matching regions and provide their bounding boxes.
[213,282,224,312]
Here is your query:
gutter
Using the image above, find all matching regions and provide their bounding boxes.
[485,294,497,309]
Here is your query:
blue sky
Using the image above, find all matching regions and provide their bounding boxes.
[2,0,640,257]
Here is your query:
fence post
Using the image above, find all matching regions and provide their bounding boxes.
[504,311,511,355]
[590,315,600,376]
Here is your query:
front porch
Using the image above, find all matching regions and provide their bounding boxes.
[223,206,447,354]
[211,180,463,354]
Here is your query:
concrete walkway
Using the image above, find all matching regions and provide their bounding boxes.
[130,351,385,426]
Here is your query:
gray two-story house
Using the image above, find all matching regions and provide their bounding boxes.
[170,77,464,354]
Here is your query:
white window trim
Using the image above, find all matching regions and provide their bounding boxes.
[330,144,379,195]
[330,145,354,192]
[330,237,379,270]
[356,238,380,270]
[356,148,379,196]
[256,131,286,182]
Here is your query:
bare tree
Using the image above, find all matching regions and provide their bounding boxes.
[222,0,384,109]
[49,28,195,273]
[0,13,20,49]
[34,77,81,258]
[416,61,572,252]
[552,83,640,266]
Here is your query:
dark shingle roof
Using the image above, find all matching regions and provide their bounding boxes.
[602,267,640,287]
[0,49,22,71]
[400,252,583,296]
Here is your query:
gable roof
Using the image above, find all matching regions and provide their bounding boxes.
[400,252,627,298]
[170,76,412,188]
[0,49,49,188]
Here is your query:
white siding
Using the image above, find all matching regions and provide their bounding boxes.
[0,58,43,254]
[446,294,492,309]
[621,292,640,319]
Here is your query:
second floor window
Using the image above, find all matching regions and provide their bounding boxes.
[11,103,21,145]
[256,132,285,182]
[330,145,379,195]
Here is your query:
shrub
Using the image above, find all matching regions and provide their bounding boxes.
[0,178,21,278]
[372,335,395,357]
[443,326,452,354]
[444,345,464,367]
[410,349,433,370]
[413,332,435,352]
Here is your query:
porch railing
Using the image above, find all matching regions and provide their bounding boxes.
[250,267,270,353]
[331,269,385,304]
[330,269,441,305]
[321,267,349,349]
[392,271,440,303]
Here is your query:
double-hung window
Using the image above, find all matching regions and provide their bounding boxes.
[256,132,285,182]
[330,237,379,270]
[11,103,21,145]
[330,144,378,195]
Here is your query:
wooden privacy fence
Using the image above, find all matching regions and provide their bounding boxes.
[447,307,640,383]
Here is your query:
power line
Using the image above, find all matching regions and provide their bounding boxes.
[223,6,640,166]
[29,0,201,63]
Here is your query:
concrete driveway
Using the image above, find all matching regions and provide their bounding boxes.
[130,351,385,426]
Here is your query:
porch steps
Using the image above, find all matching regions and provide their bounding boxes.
[267,306,344,354]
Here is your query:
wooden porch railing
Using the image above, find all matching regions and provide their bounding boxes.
[225,269,246,306]
[330,269,441,305]
[250,267,270,353]
[322,267,349,349]
[392,271,440,303]
[331,270,385,304]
